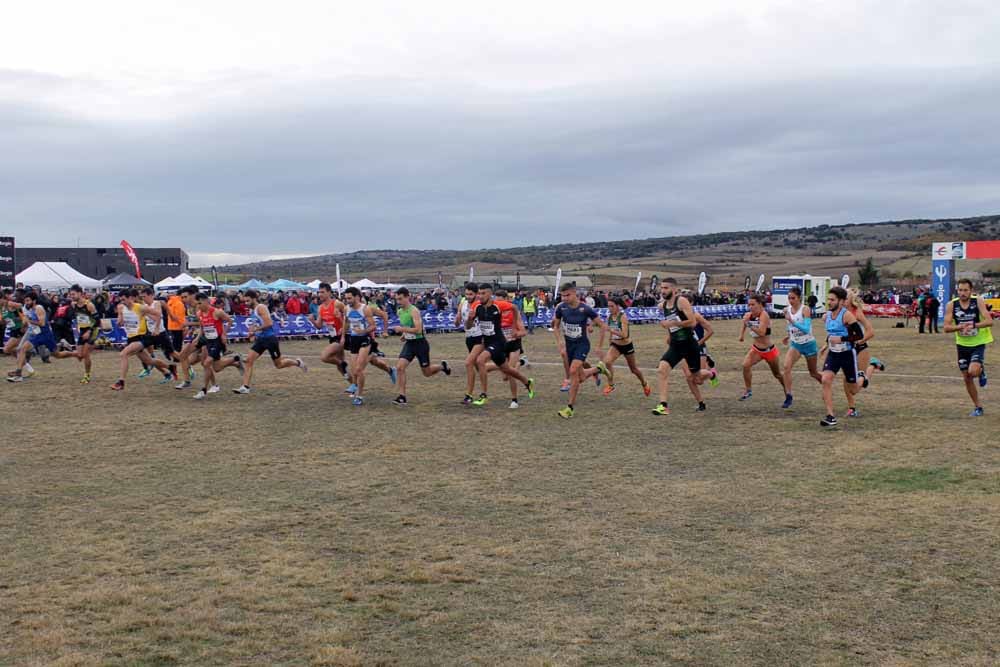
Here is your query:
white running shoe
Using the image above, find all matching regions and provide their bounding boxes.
[193,390,207,400]
[233,385,251,394]
[23,363,35,376]
[297,358,308,373]
[207,385,221,394]
[509,400,519,409]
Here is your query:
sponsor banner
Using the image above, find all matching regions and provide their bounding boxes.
[965,240,1000,260]
[755,273,765,292]
[931,258,954,320]
[863,304,907,318]
[771,278,803,296]
[697,271,707,295]
[120,239,142,279]
[0,236,14,290]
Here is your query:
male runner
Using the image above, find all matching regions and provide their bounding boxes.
[682,310,717,411]
[308,283,350,379]
[780,286,822,400]
[819,286,862,427]
[192,292,241,399]
[67,284,99,383]
[233,289,306,394]
[391,287,451,405]
[342,287,378,405]
[455,282,484,404]
[140,288,180,384]
[6,291,58,382]
[943,278,994,416]
[552,283,609,418]
[173,286,203,389]
[739,294,793,407]
[652,278,717,415]
[468,283,535,406]
[491,289,530,408]
[2,289,27,358]
[600,297,651,397]
[110,289,175,391]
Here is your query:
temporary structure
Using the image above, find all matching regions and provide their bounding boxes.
[238,278,269,290]
[155,273,213,291]
[349,278,380,290]
[266,278,309,291]
[16,262,103,290]
[102,273,152,290]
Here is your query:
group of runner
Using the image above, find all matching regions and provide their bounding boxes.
[1,277,992,422]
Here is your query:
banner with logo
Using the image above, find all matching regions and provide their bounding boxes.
[0,236,13,290]
[697,271,707,295]
[633,271,642,295]
[840,274,850,288]
[120,240,142,279]
[744,275,751,291]
[755,273,765,292]
[931,258,954,321]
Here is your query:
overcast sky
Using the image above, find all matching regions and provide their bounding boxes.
[3,1,1000,266]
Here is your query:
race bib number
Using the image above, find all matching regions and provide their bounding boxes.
[480,322,495,336]
[203,327,218,340]
[502,326,514,340]
[403,331,417,340]
[959,325,977,337]
[664,315,680,333]
[76,313,91,327]
[3,316,14,327]
[350,320,366,333]
[29,324,41,336]
[562,322,582,339]
[829,341,848,353]
[789,327,812,344]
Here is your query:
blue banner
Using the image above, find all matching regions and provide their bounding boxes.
[771,278,803,296]
[931,258,954,321]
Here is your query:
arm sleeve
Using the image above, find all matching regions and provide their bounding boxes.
[790,318,812,334]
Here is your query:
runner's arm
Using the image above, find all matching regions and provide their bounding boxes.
[856,311,874,343]
[977,299,994,329]
[677,297,698,329]
[943,301,958,332]
[551,311,564,348]
[698,314,714,343]
[363,307,377,336]
[738,314,748,342]
[512,306,526,340]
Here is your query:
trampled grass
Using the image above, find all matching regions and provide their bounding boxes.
[2,319,998,665]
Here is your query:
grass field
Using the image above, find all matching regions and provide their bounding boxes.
[2,319,998,666]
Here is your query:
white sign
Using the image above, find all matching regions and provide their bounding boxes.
[697,271,707,295]
[932,242,966,260]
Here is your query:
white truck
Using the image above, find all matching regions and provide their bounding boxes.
[770,275,833,315]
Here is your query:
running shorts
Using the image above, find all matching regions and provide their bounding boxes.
[400,338,432,367]
[823,349,858,383]
[484,338,508,366]
[751,345,780,362]
[127,334,147,348]
[465,335,484,352]
[611,341,635,356]
[345,335,370,355]
[29,331,57,353]
[791,340,818,357]
[854,341,869,353]
[252,335,281,360]
[957,344,986,372]
[201,338,224,361]
[505,338,523,355]
[564,337,590,362]
[169,330,185,352]
[76,327,97,347]
[661,339,701,372]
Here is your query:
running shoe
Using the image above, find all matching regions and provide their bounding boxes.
[234,355,244,374]
[526,378,536,399]
[175,381,192,390]
[193,390,207,400]
[157,374,174,385]
[137,368,152,379]
[596,360,610,377]
[870,357,886,372]
[708,370,720,388]
[509,400,519,409]
[472,394,488,407]
[696,402,707,412]
[389,368,398,385]
[352,396,364,406]
[739,390,752,401]
[557,406,574,419]
[296,357,307,372]
[23,363,34,376]
[7,369,19,377]
[970,406,984,417]
[57,339,74,352]
[782,394,793,409]
[441,360,451,376]
[80,374,91,385]
[847,408,860,418]
[345,383,358,395]
[519,355,529,367]
[980,367,988,388]
[462,394,474,405]
[651,403,670,415]
[110,379,125,391]
[6,373,24,383]
[188,368,196,381]
[207,385,221,394]
[233,385,251,394]
[392,395,408,406]
[820,414,838,428]
[642,383,652,397]
[560,379,570,392]
[859,371,869,389]
[602,383,617,396]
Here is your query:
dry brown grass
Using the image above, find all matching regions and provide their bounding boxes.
[2,319,998,665]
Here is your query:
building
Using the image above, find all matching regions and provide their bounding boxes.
[15,247,189,284]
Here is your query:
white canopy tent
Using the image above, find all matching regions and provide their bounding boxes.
[16,262,103,290]
[349,278,380,290]
[155,273,213,290]
[306,279,323,290]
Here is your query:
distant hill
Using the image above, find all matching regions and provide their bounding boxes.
[196,215,1000,289]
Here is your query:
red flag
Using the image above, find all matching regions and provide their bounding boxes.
[120,240,142,279]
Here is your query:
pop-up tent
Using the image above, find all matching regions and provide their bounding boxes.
[349,278,380,290]
[306,279,323,290]
[155,273,213,291]
[16,262,103,290]
[103,273,151,290]
[266,278,309,291]
[239,278,269,290]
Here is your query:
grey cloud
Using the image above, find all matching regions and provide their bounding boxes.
[2,67,999,257]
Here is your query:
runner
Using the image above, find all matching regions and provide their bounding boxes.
[341,287,378,405]
[943,278,994,416]
[455,282,484,404]
[165,287,192,378]
[600,297,651,397]
[390,287,451,405]
[468,283,535,407]
[780,286,822,402]
[109,289,175,391]
[846,288,886,396]
[818,286,862,427]
[487,289,531,408]
[173,286,203,389]
[651,278,717,415]
[738,293,792,408]
[308,283,350,380]
[233,289,306,394]
[552,283,609,418]
[191,292,242,400]
[67,284,99,383]
[682,311,717,412]
[140,288,180,384]
[363,295,398,385]
[6,291,57,382]
[1,289,26,358]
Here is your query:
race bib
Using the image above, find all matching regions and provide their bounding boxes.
[664,315,680,333]
[203,327,218,340]
[3,316,14,327]
[959,325,978,337]
[502,326,514,340]
[829,341,848,353]
[480,321,496,336]
[789,327,813,344]
[29,324,41,336]
[562,322,583,339]
[350,320,366,333]
[403,331,417,340]
[77,313,92,327]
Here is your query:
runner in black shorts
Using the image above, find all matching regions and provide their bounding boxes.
[389,287,451,405]
[600,297,650,397]
[233,290,306,394]
[455,283,484,404]
[652,278,717,415]
[469,284,534,407]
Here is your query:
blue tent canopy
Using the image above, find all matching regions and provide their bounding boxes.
[239,279,270,290]
[265,278,309,291]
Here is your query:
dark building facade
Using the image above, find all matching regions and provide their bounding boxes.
[15,247,189,284]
